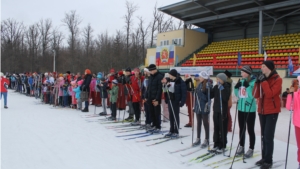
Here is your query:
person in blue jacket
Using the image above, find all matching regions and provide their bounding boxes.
[193,71,213,147]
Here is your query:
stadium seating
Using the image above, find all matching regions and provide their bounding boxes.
[181,33,300,69]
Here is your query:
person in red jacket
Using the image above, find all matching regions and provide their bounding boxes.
[0,72,10,108]
[253,60,282,169]
[130,68,144,125]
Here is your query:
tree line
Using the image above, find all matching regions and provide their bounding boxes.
[1,1,185,74]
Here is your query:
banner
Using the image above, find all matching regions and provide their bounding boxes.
[170,66,213,75]
[156,45,175,66]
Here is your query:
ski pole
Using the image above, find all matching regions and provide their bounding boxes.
[218,83,225,156]
[194,91,202,147]
[285,93,294,169]
[165,86,183,144]
[228,100,239,157]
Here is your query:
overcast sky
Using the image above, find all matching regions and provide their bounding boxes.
[1,0,183,37]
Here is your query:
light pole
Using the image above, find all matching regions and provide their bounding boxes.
[53,50,56,72]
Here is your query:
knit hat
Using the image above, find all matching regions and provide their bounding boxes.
[194,74,200,78]
[85,69,91,74]
[112,79,118,84]
[97,74,102,79]
[100,77,105,81]
[77,80,83,86]
[262,60,275,71]
[169,69,178,77]
[59,73,63,77]
[66,71,71,74]
[144,68,149,72]
[241,66,253,75]
[125,67,131,72]
[224,70,232,78]
[110,68,115,73]
[199,71,209,79]
[148,64,157,71]
[118,71,124,76]
[217,73,227,83]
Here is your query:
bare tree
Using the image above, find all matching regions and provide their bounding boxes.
[82,23,94,68]
[38,19,52,57]
[26,23,41,72]
[138,16,150,64]
[150,3,159,47]
[123,0,138,66]
[51,28,64,71]
[62,10,82,72]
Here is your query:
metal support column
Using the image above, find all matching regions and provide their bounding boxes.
[259,10,263,54]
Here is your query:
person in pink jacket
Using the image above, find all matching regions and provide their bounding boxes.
[90,76,96,105]
[58,77,64,106]
[289,76,300,169]
[0,72,10,108]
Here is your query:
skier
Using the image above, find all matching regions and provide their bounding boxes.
[193,71,212,147]
[124,68,135,121]
[116,71,126,111]
[141,68,152,129]
[184,74,194,127]
[107,79,119,121]
[234,66,257,158]
[130,68,144,125]
[253,61,282,169]
[0,72,10,108]
[162,69,187,138]
[97,77,108,116]
[145,64,164,133]
[210,73,231,153]
[224,70,233,132]
[81,69,92,112]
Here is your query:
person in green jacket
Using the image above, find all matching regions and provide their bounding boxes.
[108,80,119,121]
[234,65,257,158]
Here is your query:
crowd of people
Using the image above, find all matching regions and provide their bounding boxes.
[1,60,300,169]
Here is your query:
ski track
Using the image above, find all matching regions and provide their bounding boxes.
[1,90,299,169]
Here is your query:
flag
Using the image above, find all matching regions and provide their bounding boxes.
[288,55,294,75]
[264,51,268,61]
[193,53,196,66]
[237,51,242,66]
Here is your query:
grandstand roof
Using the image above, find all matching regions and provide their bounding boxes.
[159,0,300,32]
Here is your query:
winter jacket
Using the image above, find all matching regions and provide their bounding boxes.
[97,82,108,98]
[58,79,64,97]
[73,86,81,99]
[145,71,164,104]
[11,76,16,82]
[81,74,92,92]
[0,77,10,93]
[90,78,96,92]
[185,78,194,91]
[164,76,187,107]
[292,90,300,128]
[210,82,231,118]
[28,77,33,87]
[194,80,213,115]
[253,71,282,115]
[109,85,119,103]
[62,81,69,96]
[141,78,149,100]
[234,76,257,113]
[130,75,144,103]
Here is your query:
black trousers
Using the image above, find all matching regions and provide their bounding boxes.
[149,103,161,129]
[259,113,278,164]
[238,111,256,149]
[168,100,180,134]
[213,112,228,149]
[111,102,117,118]
[132,102,141,121]
[196,113,209,140]
[144,102,151,124]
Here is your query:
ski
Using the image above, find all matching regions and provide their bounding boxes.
[180,144,213,157]
[146,135,189,147]
[181,152,211,164]
[243,160,285,169]
[195,147,234,164]
[125,131,168,140]
[105,124,136,129]
[116,128,144,133]
[205,151,259,167]
[116,130,168,137]
[136,135,170,143]
[211,153,260,169]
[168,146,194,154]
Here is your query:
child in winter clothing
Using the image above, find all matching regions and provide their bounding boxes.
[108,80,119,121]
[162,69,187,138]
[210,73,231,153]
[62,80,69,107]
[73,80,83,110]
[0,72,10,108]
[70,81,77,109]
[193,71,213,148]
[234,66,257,158]
[97,77,108,116]
[58,77,64,106]
[130,68,144,126]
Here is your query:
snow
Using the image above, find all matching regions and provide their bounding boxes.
[1,90,299,169]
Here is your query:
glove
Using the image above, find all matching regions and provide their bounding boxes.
[243,80,249,88]
[256,74,266,83]
[179,102,185,107]
[234,81,241,89]
[4,82,8,89]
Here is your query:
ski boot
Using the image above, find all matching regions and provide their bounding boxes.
[192,138,201,146]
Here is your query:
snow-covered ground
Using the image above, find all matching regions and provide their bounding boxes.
[1,90,299,169]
